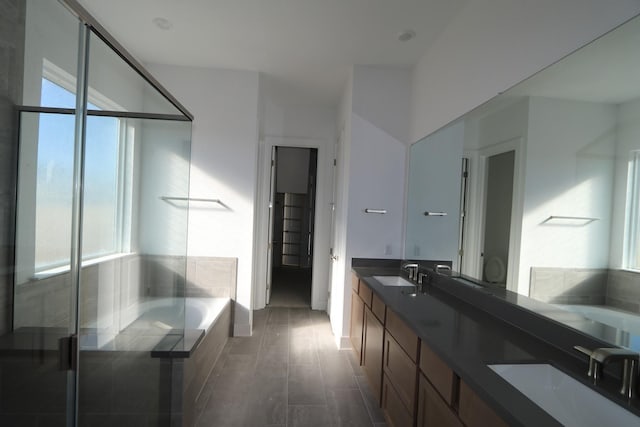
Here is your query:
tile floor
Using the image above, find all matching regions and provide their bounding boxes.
[194,307,388,427]
[268,267,312,308]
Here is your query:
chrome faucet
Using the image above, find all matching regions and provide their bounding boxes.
[574,345,639,398]
[402,263,419,280]
[417,271,429,285]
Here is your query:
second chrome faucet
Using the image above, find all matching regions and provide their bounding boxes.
[574,345,639,399]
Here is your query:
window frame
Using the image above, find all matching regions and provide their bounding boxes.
[624,149,640,271]
[30,67,134,277]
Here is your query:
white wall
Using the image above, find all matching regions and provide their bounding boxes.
[138,120,191,255]
[262,80,337,141]
[147,64,260,336]
[410,0,640,144]
[518,97,617,294]
[333,65,410,344]
[610,97,640,267]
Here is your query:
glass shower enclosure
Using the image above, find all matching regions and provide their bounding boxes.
[5,1,193,425]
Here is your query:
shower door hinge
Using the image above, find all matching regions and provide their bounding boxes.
[58,334,78,371]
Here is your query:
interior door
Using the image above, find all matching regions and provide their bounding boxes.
[405,122,464,268]
[266,146,277,304]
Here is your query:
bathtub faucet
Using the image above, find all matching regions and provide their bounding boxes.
[574,345,639,399]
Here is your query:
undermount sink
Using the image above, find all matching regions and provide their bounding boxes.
[489,363,639,427]
[373,276,415,287]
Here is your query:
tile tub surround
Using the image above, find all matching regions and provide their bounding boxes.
[0,298,232,426]
[530,267,640,315]
[529,267,607,305]
[352,262,640,426]
[12,255,238,332]
[606,269,640,313]
[13,254,146,331]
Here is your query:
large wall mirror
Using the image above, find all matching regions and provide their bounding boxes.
[406,14,640,350]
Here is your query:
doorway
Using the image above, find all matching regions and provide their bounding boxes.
[267,147,318,307]
[481,150,515,286]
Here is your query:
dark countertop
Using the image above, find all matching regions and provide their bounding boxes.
[352,261,640,427]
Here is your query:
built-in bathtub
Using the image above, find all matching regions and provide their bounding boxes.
[78,296,232,426]
[555,304,640,351]
[131,297,230,334]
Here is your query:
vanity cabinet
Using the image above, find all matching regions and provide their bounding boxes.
[419,341,455,404]
[349,274,509,427]
[417,374,463,427]
[382,373,414,427]
[350,273,370,364]
[382,309,419,426]
[458,381,508,427]
[386,309,419,362]
[362,304,384,401]
[350,289,365,363]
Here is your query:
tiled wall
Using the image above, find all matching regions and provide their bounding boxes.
[529,267,608,305]
[530,267,640,315]
[13,255,237,331]
[606,269,640,314]
[0,0,25,335]
[186,256,237,299]
[13,255,145,331]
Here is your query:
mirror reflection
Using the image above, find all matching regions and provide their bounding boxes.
[405,15,640,349]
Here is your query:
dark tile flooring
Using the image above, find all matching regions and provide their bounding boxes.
[194,307,388,427]
[269,267,312,308]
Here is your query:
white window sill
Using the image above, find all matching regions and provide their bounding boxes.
[32,252,135,280]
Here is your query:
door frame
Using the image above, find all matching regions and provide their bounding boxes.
[464,137,525,293]
[253,136,331,310]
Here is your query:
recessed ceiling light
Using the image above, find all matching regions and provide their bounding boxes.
[153,17,173,30]
[397,30,416,42]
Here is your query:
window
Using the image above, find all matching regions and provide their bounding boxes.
[35,78,130,271]
[625,150,640,270]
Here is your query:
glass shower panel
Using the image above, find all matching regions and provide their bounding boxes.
[86,31,185,116]
[22,0,79,108]
[10,111,77,426]
[77,116,191,425]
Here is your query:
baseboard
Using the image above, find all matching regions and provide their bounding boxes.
[336,335,351,350]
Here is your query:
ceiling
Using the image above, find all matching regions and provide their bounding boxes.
[76,0,468,106]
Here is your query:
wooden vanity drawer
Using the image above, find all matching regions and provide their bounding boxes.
[386,309,419,362]
[382,373,413,427]
[419,341,456,405]
[384,332,417,413]
[372,293,386,323]
[458,381,508,427]
[359,281,373,308]
[351,273,360,292]
[417,373,463,427]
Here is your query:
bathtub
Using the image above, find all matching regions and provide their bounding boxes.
[134,297,230,334]
[79,296,232,427]
[555,304,640,351]
[82,296,230,351]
